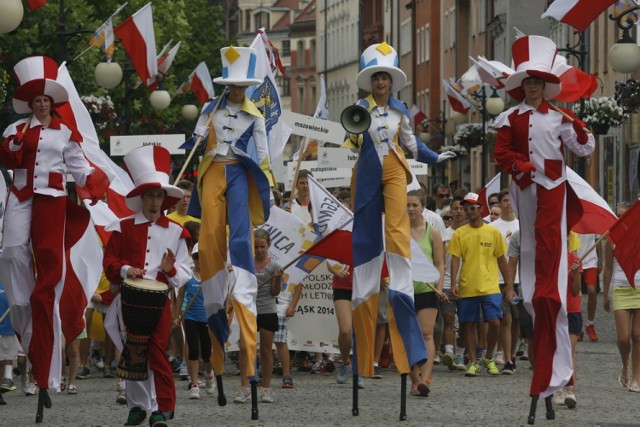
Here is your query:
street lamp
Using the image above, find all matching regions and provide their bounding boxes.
[472,86,505,184]
[609,5,640,73]
[95,62,124,89]
[182,104,199,121]
[150,89,171,110]
[0,0,23,34]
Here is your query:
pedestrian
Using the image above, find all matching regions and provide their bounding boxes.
[0,280,20,403]
[103,145,191,426]
[345,41,455,379]
[494,35,595,399]
[576,233,601,341]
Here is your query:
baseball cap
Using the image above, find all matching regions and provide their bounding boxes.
[462,192,482,205]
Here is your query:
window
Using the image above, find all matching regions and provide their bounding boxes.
[400,19,411,56]
[282,40,291,57]
[310,39,316,67]
[297,41,305,67]
[450,8,456,49]
[282,76,291,97]
[424,25,430,62]
[254,11,270,31]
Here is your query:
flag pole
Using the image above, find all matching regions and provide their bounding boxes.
[173,87,228,185]
[71,46,94,62]
[0,307,9,324]
[290,136,309,201]
[577,230,610,265]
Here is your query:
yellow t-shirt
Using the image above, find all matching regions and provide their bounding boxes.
[167,211,201,226]
[448,223,507,297]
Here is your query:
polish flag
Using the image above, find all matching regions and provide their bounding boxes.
[478,172,502,217]
[552,55,598,103]
[470,56,512,89]
[541,0,617,33]
[410,104,428,128]
[114,3,158,88]
[149,41,181,92]
[443,79,473,114]
[177,62,215,104]
[27,0,46,10]
[566,167,618,234]
[608,200,640,287]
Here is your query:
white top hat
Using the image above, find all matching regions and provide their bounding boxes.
[356,42,407,94]
[213,46,262,87]
[12,56,69,114]
[505,36,561,102]
[123,145,184,212]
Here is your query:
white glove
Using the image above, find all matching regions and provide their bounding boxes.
[194,125,209,139]
[437,151,456,163]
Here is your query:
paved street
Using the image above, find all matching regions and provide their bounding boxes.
[2,297,639,426]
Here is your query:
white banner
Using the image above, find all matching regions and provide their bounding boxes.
[307,175,353,235]
[285,160,352,191]
[317,147,358,168]
[282,111,345,145]
[109,134,186,156]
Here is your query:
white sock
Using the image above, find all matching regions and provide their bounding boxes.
[445,345,454,354]
[588,320,594,326]
[4,364,12,379]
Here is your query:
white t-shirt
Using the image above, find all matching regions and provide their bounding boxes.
[576,233,599,269]
[422,208,446,237]
[291,198,312,229]
[491,217,520,284]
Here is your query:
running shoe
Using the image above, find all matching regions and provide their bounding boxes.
[233,387,251,404]
[442,352,455,370]
[90,350,104,370]
[205,373,215,396]
[516,342,527,357]
[453,355,467,371]
[485,358,500,375]
[103,365,114,378]
[372,364,383,379]
[336,363,351,384]
[179,364,189,381]
[501,362,516,375]
[465,362,481,377]
[189,385,200,399]
[357,375,365,389]
[433,354,442,365]
[77,364,90,380]
[260,387,274,403]
[1,378,16,392]
[494,351,505,366]
[564,391,577,409]
[586,324,599,341]
[148,410,167,427]
[124,407,146,426]
[116,381,127,405]
[24,382,37,396]
[552,390,566,406]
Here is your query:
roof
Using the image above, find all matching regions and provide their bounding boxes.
[271,11,291,31]
[272,0,299,8]
[295,0,315,21]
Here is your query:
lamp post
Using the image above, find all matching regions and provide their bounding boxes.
[0,0,23,34]
[472,85,504,185]
[609,5,640,73]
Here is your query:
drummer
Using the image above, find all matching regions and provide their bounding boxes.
[103,145,191,427]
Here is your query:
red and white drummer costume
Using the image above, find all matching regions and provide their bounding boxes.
[494,36,594,398]
[103,146,191,418]
[0,56,100,392]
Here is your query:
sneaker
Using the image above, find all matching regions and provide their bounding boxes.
[169,357,181,373]
[1,378,16,392]
[516,342,527,357]
[465,362,481,377]
[205,373,215,396]
[564,391,577,409]
[552,390,566,406]
[77,364,91,380]
[310,360,324,374]
[116,381,127,405]
[103,365,114,378]
[410,381,430,397]
[485,358,500,375]
[90,350,104,370]
[24,382,37,396]
[233,387,251,404]
[586,324,599,341]
[179,364,189,381]
[260,387,274,403]
[372,364,383,379]
[494,351,505,366]
[124,407,146,426]
[336,363,352,384]
[357,375,365,389]
[433,353,442,365]
[148,410,167,427]
[501,362,516,375]
[189,385,200,399]
[453,355,467,371]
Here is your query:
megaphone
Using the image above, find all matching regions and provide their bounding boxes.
[340,105,371,135]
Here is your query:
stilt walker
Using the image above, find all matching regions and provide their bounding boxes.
[345,42,455,420]
[494,35,595,424]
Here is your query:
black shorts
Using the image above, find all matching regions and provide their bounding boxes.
[568,312,583,335]
[518,301,534,339]
[257,313,279,332]
[333,289,353,302]
[415,292,439,311]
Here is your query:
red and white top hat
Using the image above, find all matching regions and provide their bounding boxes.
[213,46,262,87]
[12,56,69,114]
[123,145,184,212]
[356,42,407,94]
[505,35,561,102]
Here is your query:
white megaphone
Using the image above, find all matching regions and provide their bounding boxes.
[340,105,371,135]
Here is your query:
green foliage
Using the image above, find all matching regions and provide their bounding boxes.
[0,0,228,142]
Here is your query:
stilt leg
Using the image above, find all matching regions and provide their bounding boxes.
[399,373,407,421]
[35,388,51,424]
[528,396,538,425]
[545,395,555,420]
[352,374,359,416]
[216,375,227,406]
[250,379,258,420]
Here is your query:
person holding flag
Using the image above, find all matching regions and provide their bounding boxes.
[343,41,455,394]
[493,35,595,421]
[0,56,104,420]
[189,45,273,412]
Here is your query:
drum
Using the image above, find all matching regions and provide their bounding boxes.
[117,278,169,381]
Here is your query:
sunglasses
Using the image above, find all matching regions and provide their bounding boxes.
[463,205,481,211]
[442,215,453,221]
[438,194,451,198]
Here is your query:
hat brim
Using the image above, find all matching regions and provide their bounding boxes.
[13,79,69,114]
[213,77,263,87]
[505,70,561,102]
[125,183,184,212]
[356,66,407,93]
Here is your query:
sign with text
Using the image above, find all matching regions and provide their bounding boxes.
[282,111,345,145]
[285,160,351,190]
[317,147,358,168]
[109,134,186,156]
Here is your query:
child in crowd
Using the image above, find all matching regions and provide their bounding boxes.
[175,243,215,399]
[0,280,19,404]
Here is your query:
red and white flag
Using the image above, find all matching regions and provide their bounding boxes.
[410,104,428,128]
[114,3,158,88]
[478,172,502,217]
[566,167,617,234]
[608,200,640,287]
[443,79,473,114]
[27,0,46,10]
[470,56,512,89]
[541,0,617,33]
[552,55,598,103]
[177,62,215,104]
[148,41,181,92]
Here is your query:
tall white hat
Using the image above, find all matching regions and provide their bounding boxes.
[12,56,69,114]
[356,42,407,93]
[213,46,262,87]
[505,36,561,102]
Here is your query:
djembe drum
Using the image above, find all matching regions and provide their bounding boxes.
[117,278,169,380]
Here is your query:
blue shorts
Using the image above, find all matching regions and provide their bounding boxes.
[457,294,503,324]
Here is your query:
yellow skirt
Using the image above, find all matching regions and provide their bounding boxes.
[612,286,640,311]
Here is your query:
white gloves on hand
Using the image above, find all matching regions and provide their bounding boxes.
[194,125,209,139]
[437,151,456,163]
